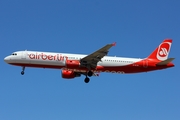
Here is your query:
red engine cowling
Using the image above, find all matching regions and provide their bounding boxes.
[61,70,81,79]
[66,60,80,68]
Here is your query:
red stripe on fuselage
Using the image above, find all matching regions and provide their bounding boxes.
[9,62,173,74]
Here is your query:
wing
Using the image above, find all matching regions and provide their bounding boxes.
[80,42,116,69]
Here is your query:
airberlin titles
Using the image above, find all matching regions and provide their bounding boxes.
[28,53,68,61]
[28,53,125,74]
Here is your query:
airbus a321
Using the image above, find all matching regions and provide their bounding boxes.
[4,39,175,83]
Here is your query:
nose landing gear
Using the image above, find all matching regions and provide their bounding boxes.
[21,67,25,75]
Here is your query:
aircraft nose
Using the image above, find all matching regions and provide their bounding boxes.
[4,56,10,63]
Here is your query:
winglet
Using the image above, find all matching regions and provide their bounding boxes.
[112,42,116,46]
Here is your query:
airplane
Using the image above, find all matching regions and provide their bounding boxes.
[4,39,175,83]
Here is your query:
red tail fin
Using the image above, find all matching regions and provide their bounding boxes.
[147,39,172,61]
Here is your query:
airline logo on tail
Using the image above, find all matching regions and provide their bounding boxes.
[157,41,171,61]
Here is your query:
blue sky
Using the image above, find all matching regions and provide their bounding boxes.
[1,0,180,120]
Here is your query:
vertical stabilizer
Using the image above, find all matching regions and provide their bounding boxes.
[147,39,172,61]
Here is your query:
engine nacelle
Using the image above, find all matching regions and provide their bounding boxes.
[66,60,80,68]
[61,70,81,79]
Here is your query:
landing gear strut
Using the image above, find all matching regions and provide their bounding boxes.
[21,67,25,75]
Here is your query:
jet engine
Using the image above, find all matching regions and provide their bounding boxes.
[61,70,81,79]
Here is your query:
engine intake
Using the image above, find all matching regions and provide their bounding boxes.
[61,70,81,79]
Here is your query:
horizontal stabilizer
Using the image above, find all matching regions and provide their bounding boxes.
[156,58,175,65]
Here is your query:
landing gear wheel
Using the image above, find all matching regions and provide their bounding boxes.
[84,77,90,83]
[21,71,24,75]
[87,71,93,77]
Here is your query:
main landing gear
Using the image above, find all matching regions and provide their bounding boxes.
[84,71,93,83]
[84,77,90,83]
[87,70,93,77]
[21,67,25,75]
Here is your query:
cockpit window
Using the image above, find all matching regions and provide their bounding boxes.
[11,53,17,55]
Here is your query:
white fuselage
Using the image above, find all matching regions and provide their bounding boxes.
[5,51,143,68]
